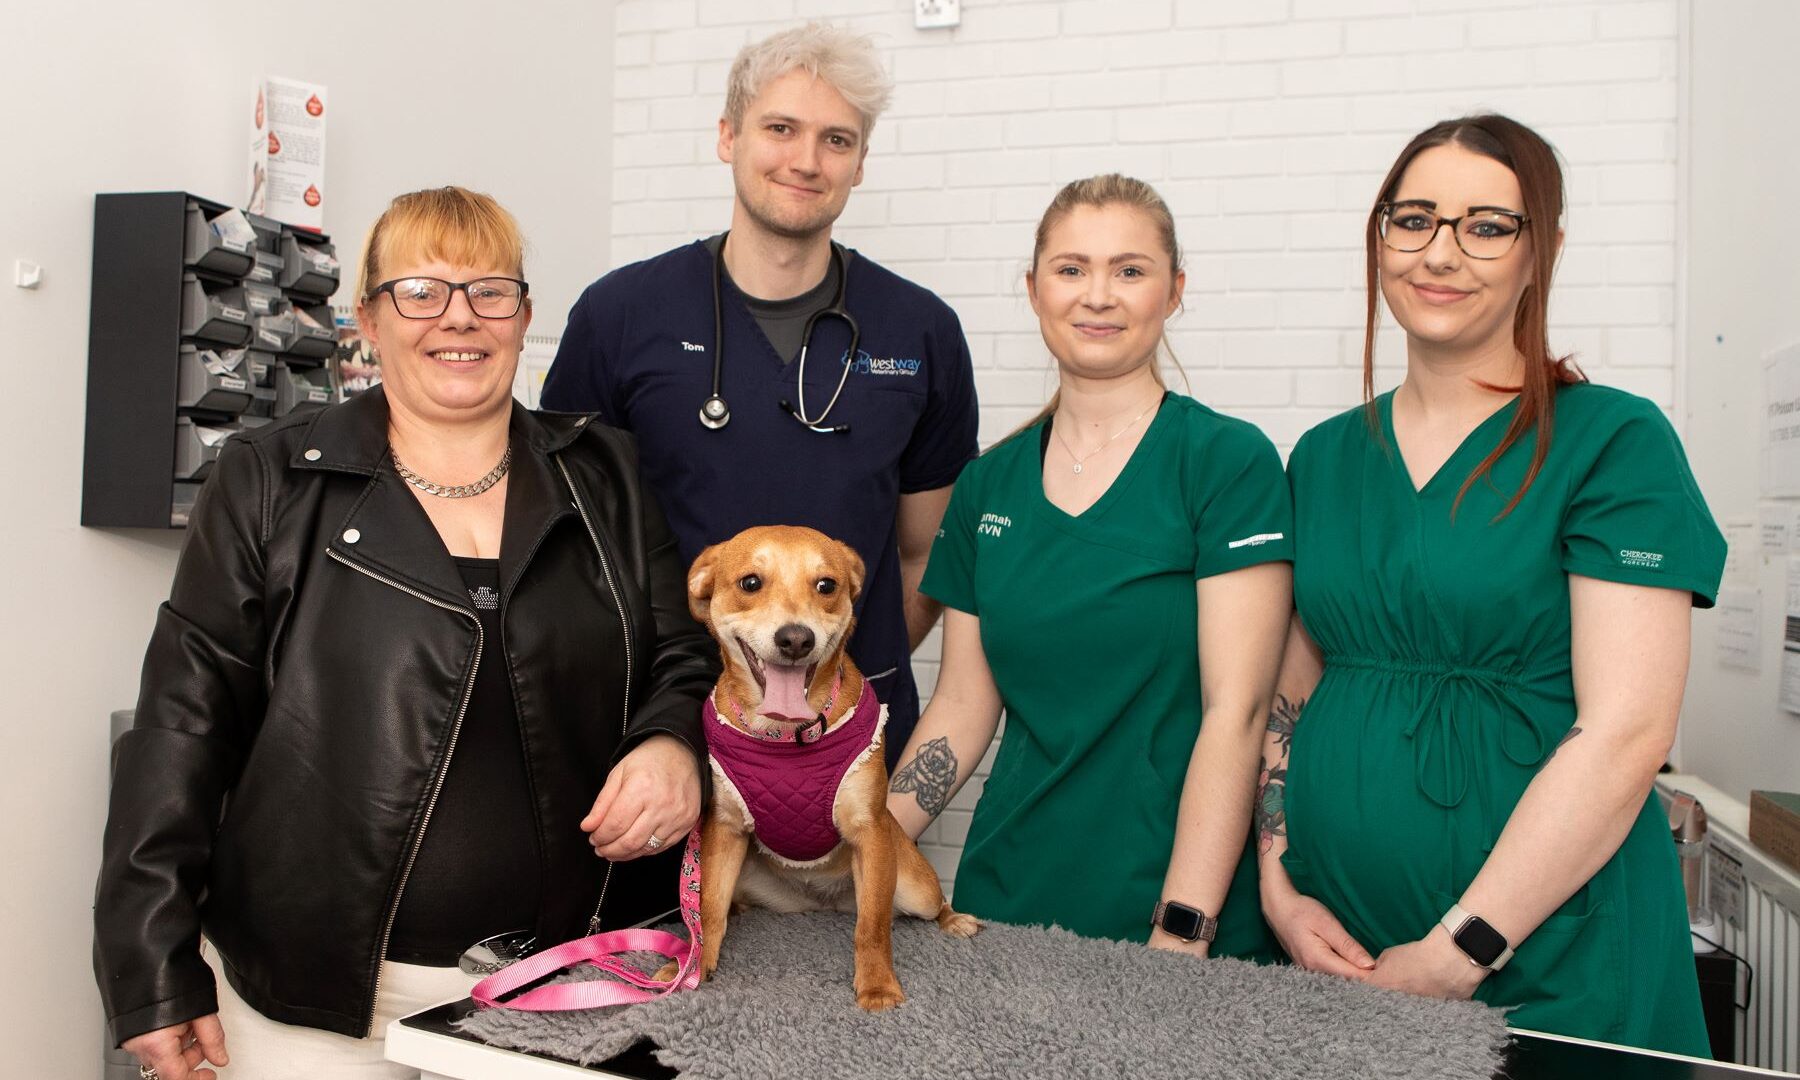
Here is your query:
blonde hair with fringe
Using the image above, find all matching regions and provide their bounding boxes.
[358,186,527,306]
[723,23,894,140]
[1013,174,1190,440]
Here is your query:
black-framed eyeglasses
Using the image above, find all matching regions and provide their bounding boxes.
[370,276,529,320]
[1378,201,1529,260]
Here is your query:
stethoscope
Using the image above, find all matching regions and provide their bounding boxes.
[699,232,859,435]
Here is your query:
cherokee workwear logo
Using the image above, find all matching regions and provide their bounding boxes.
[1618,549,1664,569]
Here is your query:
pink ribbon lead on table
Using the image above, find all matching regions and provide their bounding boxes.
[472,825,704,1010]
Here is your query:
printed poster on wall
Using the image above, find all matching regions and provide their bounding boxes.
[330,305,379,399]
[248,75,327,232]
[1783,556,1800,715]
[1714,586,1762,673]
[1763,343,1800,498]
[517,335,560,408]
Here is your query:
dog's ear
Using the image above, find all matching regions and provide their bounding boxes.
[687,544,720,624]
[834,539,866,603]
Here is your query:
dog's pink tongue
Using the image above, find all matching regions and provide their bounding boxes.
[758,663,815,721]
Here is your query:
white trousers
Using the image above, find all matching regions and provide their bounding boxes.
[203,941,478,1079]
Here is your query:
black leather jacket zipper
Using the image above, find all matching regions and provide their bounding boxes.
[556,457,634,934]
[325,547,482,1036]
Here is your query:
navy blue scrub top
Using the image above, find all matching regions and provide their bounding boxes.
[542,239,980,758]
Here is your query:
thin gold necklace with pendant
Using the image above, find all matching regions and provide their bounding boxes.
[1051,397,1160,475]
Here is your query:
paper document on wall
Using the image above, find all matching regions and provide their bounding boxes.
[517,335,561,409]
[248,75,327,232]
[1715,587,1762,672]
[1783,557,1800,714]
[1762,502,1795,554]
[330,306,380,398]
[1764,343,1800,498]
[1723,519,1757,582]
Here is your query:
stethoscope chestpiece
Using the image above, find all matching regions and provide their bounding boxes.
[699,395,731,429]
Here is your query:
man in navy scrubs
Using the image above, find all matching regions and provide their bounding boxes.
[543,23,979,762]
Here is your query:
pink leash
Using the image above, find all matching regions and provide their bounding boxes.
[471,826,704,1010]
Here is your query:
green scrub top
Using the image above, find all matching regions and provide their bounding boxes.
[1284,383,1725,1054]
[922,394,1292,957]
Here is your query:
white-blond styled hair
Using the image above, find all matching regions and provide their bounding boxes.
[722,22,894,140]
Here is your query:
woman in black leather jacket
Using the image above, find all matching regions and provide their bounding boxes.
[95,187,718,1080]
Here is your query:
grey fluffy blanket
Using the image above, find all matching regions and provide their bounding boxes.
[458,910,1509,1079]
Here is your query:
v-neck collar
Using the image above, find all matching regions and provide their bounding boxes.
[1379,389,1521,498]
[706,235,851,373]
[1035,393,1172,524]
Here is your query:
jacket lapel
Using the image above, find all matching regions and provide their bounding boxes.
[294,388,594,612]
[328,468,470,612]
[498,408,579,605]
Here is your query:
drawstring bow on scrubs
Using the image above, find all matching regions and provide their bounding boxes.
[1333,656,1552,809]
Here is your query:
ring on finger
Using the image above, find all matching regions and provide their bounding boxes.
[644,833,665,851]
[139,1066,160,1080]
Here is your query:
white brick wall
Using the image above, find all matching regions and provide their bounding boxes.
[609,0,1683,890]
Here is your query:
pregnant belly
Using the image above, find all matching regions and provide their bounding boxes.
[1280,670,1497,944]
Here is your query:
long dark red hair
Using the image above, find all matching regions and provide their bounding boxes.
[1362,114,1585,518]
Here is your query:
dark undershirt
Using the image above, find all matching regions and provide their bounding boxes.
[704,233,851,365]
[387,557,541,966]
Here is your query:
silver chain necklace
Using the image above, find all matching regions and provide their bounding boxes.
[392,444,513,498]
[1051,397,1160,475]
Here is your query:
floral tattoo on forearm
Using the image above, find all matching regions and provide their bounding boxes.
[891,736,958,818]
[1254,694,1304,855]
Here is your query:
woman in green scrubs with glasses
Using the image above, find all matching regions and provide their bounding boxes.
[1257,115,1724,1055]
[885,175,1291,961]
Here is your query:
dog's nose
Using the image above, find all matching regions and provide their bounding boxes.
[774,623,815,661]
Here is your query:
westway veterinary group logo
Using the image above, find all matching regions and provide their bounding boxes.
[846,349,921,377]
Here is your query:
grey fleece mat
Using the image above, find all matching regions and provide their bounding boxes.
[458,910,1509,1079]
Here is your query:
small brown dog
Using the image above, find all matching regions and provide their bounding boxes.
[680,525,977,1011]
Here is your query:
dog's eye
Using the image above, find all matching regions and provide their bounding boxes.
[816,578,838,595]
[738,574,762,593]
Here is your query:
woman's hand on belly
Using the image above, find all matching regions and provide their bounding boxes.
[1365,926,1488,1000]
[582,734,702,861]
[1261,871,1376,979]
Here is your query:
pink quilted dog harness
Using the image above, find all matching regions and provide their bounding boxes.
[705,680,885,864]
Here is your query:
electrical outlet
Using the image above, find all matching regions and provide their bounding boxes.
[915,0,960,30]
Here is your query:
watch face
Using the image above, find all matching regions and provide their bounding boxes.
[1159,902,1206,941]
[1454,916,1508,967]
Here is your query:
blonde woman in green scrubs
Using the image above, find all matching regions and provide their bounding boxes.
[885,175,1292,960]
[1257,115,1725,1054]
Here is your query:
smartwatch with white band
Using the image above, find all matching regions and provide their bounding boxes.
[1439,903,1514,971]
